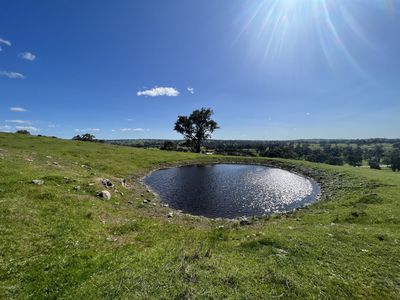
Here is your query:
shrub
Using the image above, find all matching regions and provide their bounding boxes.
[368,160,381,170]
[16,130,30,135]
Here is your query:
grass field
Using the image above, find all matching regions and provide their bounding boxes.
[0,133,399,299]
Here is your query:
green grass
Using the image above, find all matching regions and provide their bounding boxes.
[0,133,399,299]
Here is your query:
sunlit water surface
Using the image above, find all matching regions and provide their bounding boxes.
[144,164,320,219]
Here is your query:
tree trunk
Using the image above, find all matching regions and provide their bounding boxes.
[195,142,201,153]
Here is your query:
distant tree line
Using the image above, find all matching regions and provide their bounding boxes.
[108,138,400,172]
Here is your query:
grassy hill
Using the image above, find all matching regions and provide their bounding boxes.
[0,133,399,299]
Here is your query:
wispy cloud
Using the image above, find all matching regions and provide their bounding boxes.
[0,71,25,79]
[187,87,194,94]
[19,52,36,61]
[75,128,100,132]
[0,38,11,47]
[16,126,40,132]
[119,128,147,132]
[10,107,28,112]
[48,124,56,128]
[306,112,311,116]
[137,86,179,97]
[5,119,32,124]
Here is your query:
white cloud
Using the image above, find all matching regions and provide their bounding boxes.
[16,126,40,132]
[48,124,56,128]
[187,87,194,94]
[0,38,11,47]
[0,125,12,132]
[0,71,25,79]
[119,128,146,132]
[306,112,311,116]
[137,86,179,97]
[19,52,36,61]
[111,129,116,132]
[5,120,32,124]
[10,107,28,112]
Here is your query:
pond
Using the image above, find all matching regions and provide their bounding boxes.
[144,164,320,219]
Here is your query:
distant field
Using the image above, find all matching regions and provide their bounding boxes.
[1,133,399,299]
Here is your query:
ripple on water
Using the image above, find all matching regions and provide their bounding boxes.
[144,164,320,219]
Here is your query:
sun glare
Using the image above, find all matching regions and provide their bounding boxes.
[235,0,396,72]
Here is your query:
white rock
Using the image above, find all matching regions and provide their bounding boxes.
[32,179,44,185]
[97,190,111,200]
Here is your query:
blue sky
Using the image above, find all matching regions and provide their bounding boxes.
[1,0,399,140]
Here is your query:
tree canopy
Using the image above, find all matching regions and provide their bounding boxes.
[72,133,95,142]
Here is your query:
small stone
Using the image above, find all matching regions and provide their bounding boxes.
[167,212,174,218]
[101,179,114,189]
[97,190,111,200]
[120,179,128,188]
[32,179,44,185]
[275,248,288,256]
[152,202,157,206]
[239,217,251,226]
[74,186,81,191]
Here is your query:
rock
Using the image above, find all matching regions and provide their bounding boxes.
[106,236,118,242]
[74,186,81,191]
[32,179,44,185]
[101,179,114,189]
[275,248,288,256]
[167,212,174,218]
[239,217,251,226]
[120,179,128,188]
[97,190,111,200]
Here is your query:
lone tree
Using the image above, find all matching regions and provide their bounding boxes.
[72,133,95,142]
[16,129,31,135]
[174,108,219,153]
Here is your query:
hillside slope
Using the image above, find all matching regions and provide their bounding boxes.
[0,133,399,299]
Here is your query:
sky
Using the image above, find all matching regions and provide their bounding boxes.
[1,0,399,140]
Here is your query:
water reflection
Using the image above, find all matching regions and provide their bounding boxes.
[144,164,320,219]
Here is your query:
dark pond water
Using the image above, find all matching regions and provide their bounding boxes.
[144,164,320,219]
